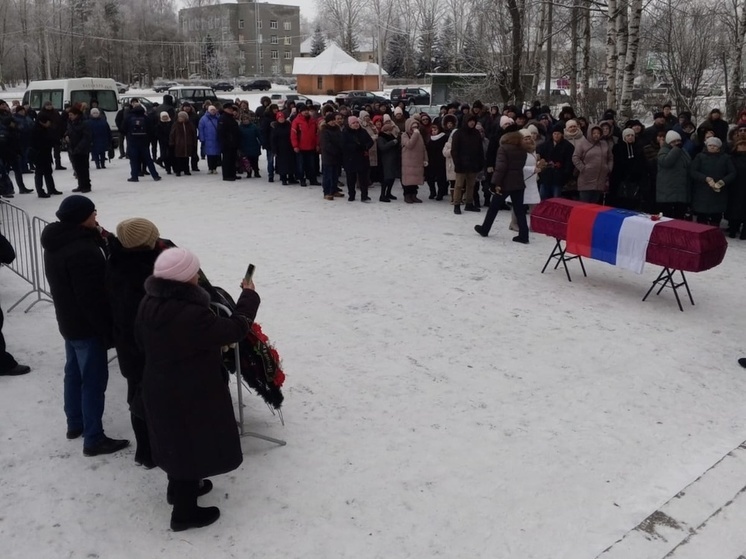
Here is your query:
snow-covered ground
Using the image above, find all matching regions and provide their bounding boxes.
[1,156,746,559]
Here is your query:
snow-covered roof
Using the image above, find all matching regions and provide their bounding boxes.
[292,44,387,76]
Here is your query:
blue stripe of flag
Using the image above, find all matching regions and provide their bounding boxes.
[590,209,636,265]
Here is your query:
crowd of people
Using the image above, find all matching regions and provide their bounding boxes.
[3,95,746,239]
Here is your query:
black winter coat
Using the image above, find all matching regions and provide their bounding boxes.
[269,120,294,175]
[341,126,373,173]
[451,126,485,173]
[0,232,15,265]
[376,131,401,181]
[136,277,260,479]
[105,239,161,392]
[611,140,648,199]
[537,138,575,186]
[218,113,241,152]
[30,122,55,169]
[41,222,111,341]
[66,118,91,155]
[425,132,448,181]
[319,125,344,167]
[728,152,746,221]
[491,134,528,192]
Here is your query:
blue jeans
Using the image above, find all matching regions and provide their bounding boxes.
[64,337,109,447]
[322,165,339,196]
[265,148,275,177]
[540,183,563,200]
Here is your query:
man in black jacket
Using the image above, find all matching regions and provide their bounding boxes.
[218,104,241,182]
[537,124,575,199]
[66,105,92,192]
[122,104,161,183]
[0,232,31,376]
[452,114,485,213]
[40,195,129,456]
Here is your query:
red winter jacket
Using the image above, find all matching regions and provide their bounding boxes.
[290,115,319,151]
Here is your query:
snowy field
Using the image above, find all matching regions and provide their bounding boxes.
[1,155,746,559]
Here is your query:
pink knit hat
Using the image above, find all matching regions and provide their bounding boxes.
[153,247,201,283]
[348,115,359,126]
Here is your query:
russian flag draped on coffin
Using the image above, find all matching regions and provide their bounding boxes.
[565,205,671,274]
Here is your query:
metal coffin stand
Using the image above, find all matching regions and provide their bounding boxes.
[212,302,286,447]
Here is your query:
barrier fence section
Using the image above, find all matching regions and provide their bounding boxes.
[0,201,53,312]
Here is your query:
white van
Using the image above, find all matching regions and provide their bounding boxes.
[22,77,120,133]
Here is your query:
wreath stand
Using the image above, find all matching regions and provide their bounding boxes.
[212,302,287,447]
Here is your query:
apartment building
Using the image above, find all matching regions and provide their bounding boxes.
[179,0,301,77]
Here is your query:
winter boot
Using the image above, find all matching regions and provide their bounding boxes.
[360,188,370,202]
[412,194,423,203]
[254,170,261,178]
[386,185,397,200]
[428,184,436,199]
[474,224,488,237]
[169,480,219,532]
[454,204,461,215]
[34,174,49,198]
[379,192,390,202]
[404,194,414,204]
[464,203,481,212]
[167,478,213,505]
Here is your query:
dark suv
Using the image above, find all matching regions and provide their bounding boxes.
[241,79,272,91]
[390,87,430,106]
[212,81,235,91]
[334,90,388,109]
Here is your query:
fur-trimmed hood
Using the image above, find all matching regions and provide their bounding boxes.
[500,131,525,147]
[143,275,211,307]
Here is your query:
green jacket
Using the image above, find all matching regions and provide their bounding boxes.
[690,151,736,214]
[657,144,691,204]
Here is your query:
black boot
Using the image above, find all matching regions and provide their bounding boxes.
[361,188,370,202]
[454,204,461,215]
[464,203,481,212]
[169,479,220,531]
[428,184,436,199]
[34,175,49,198]
[386,184,397,200]
[167,478,214,505]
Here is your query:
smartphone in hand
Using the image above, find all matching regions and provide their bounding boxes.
[244,264,256,283]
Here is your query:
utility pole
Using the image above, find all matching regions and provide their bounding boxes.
[544,0,553,106]
[44,27,52,79]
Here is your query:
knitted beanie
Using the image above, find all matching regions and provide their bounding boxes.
[55,195,95,224]
[665,131,681,145]
[622,128,635,139]
[153,248,201,283]
[705,137,722,148]
[116,218,160,249]
[348,115,359,126]
[500,116,515,128]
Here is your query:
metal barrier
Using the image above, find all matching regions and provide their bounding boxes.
[0,201,53,312]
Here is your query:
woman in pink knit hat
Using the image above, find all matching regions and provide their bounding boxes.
[135,247,260,532]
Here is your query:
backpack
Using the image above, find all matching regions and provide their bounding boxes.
[129,116,147,136]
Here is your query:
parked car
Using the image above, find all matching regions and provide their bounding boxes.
[390,87,430,106]
[115,81,129,94]
[241,79,272,91]
[153,81,181,93]
[166,86,233,107]
[335,90,388,109]
[120,96,155,111]
[271,93,312,109]
[212,81,234,92]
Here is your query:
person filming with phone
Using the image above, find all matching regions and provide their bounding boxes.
[135,247,260,532]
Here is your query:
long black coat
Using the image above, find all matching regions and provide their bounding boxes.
[269,120,294,175]
[66,118,91,156]
[377,131,401,181]
[218,113,241,153]
[537,137,575,186]
[40,222,112,341]
[425,132,448,182]
[319,125,343,167]
[105,239,161,400]
[341,126,373,173]
[611,140,648,199]
[135,277,260,479]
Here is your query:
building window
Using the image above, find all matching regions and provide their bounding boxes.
[257,33,263,43]
[317,77,323,89]
[272,63,280,73]
[270,20,278,29]
[284,36,291,45]
[284,51,292,60]
[238,34,244,44]
[271,50,278,59]
[259,49,263,58]
[257,20,262,29]
[284,21,291,31]
[284,64,292,74]
[259,64,264,72]
[238,19,244,29]
[271,35,277,44]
